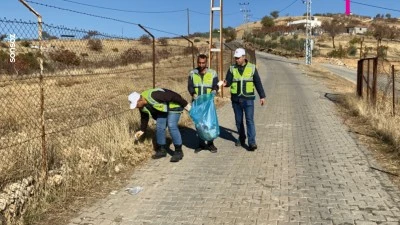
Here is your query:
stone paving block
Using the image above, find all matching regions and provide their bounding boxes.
[66,53,400,225]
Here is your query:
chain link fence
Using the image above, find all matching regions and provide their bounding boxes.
[0,17,242,223]
[0,17,243,223]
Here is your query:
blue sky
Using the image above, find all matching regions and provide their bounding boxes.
[2,0,399,38]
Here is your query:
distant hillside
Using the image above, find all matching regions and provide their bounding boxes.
[235,15,400,39]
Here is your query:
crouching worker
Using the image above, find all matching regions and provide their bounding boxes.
[128,88,191,162]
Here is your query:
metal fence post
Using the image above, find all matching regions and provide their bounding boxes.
[357,59,363,97]
[392,65,395,116]
[372,57,378,106]
[19,0,47,181]
[138,24,155,88]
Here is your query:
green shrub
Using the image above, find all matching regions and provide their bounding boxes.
[0,50,14,74]
[194,38,200,43]
[120,48,143,65]
[377,45,388,58]
[139,35,152,45]
[349,37,361,45]
[327,45,346,58]
[87,39,103,51]
[347,45,357,56]
[270,33,279,41]
[20,40,31,47]
[111,48,119,52]
[14,52,40,74]
[49,49,80,66]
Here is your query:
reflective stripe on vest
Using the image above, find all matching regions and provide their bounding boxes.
[140,88,180,113]
[190,68,217,95]
[229,62,255,97]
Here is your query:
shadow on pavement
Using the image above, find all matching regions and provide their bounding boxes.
[180,127,199,151]
[219,126,238,144]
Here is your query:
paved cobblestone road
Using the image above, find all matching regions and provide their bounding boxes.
[68,53,400,225]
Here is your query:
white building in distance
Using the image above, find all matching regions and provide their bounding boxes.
[287,17,322,28]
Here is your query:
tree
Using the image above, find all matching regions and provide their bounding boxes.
[0,34,6,41]
[321,19,344,48]
[222,27,236,42]
[42,31,57,40]
[372,24,390,45]
[139,34,152,45]
[83,30,100,39]
[261,16,275,30]
[270,11,279,19]
[385,13,391,19]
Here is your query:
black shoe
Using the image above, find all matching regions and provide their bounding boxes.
[152,146,167,159]
[208,143,217,153]
[195,142,207,153]
[170,150,184,162]
[248,144,257,151]
[235,140,245,147]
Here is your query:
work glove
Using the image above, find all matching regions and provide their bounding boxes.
[184,103,192,112]
[134,130,144,140]
[217,80,225,87]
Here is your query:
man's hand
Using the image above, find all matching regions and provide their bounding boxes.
[134,130,144,140]
[260,98,266,106]
[184,103,192,112]
[211,90,217,95]
[192,94,198,100]
[217,80,225,87]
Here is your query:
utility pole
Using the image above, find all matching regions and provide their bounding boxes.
[209,0,224,96]
[187,8,190,37]
[187,8,190,47]
[304,0,312,65]
[239,2,250,35]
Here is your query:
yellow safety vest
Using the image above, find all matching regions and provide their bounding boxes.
[189,68,217,95]
[229,62,256,97]
[140,88,181,115]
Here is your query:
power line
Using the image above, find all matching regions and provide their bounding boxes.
[279,0,299,13]
[188,10,208,16]
[59,0,239,16]
[25,0,185,37]
[58,0,186,14]
[189,9,238,16]
[350,0,400,13]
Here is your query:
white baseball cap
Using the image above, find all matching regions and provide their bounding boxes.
[128,92,141,109]
[234,48,246,58]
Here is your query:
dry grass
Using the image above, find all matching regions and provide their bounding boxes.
[301,63,400,187]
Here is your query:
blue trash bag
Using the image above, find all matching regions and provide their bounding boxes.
[189,93,220,141]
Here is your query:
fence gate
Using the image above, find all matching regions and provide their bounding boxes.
[357,57,378,105]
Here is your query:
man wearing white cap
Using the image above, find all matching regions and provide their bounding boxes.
[128,88,191,162]
[221,48,266,151]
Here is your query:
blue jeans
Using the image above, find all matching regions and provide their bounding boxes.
[156,112,182,146]
[232,99,256,145]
